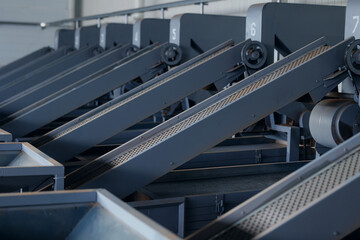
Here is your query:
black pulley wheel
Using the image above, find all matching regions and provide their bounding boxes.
[161,43,183,66]
[93,46,103,55]
[241,41,267,69]
[123,45,139,57]
[345,39,360,76]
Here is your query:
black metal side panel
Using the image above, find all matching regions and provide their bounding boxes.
[0,46,72,87]
[0,47,53,76]
[0,44,166,138]
[130,197,186,238]
[133,19,170,48]
[0,45,100,103]
[75,25,100,49]
[0,45,130,118]
[55,29,75,49]
[246,3,345,64]
[129,191,258,238]
[33,40,246,162]
[65,38,351,199]
[170,13,245,63]
[100,23,133,49]
[192,132,360,240]
[0,128,12,142]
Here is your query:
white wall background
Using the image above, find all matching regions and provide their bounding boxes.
[0,0,348,66]
[81,0,347,25]
[0,0,72,66]
[288,0,346,4]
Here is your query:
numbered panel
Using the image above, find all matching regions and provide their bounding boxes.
[345,0,360,38]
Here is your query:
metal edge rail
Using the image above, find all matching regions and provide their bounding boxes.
[0,45,129,117]
[43,0,222,27]
[0,43,159,126]
[0,189,180,240]
[0,21,41,26]
[0,46,73,86]
[64,37,350,198]
[196,132,360,240]
[0,43,167,138]
[0,44,130,113]
[0,45,101,103]
[0,47,53,75]
[0,128,12,142]
[0,142,64,191]
[186,43,360,240]
[32,39,238,156]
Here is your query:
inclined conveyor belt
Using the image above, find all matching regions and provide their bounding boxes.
[0,47,53,76]
[0,44,131,118]
[33,39,248,162]
[189,127,360,240]
[0,43,166,138]
[63,37,351,199]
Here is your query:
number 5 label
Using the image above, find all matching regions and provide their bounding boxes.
[172,28,177,41]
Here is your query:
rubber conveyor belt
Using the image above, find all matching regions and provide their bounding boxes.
[0,44,131,119]
[63,37,352,199]
[0,46,72,86]
[0,43,166,138]
[0,47,53,76]
[189,124,360,240]
[0,45,101,103]
[33,39,248,162]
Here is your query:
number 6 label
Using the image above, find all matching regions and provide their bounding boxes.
[251,22,256,37]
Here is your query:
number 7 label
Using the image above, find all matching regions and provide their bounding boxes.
[353,16,359,34]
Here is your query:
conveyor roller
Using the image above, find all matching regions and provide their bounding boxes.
[33,40,248,162]
[0,43,167,138]
[0,44,132,118]
[63,37,351,199]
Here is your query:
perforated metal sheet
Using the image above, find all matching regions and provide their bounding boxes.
[212,147,360,240]
[51,46,232,140]
[66,45,329,189]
